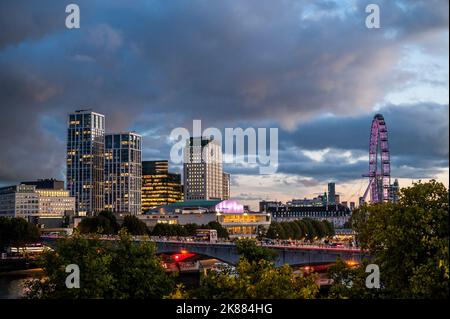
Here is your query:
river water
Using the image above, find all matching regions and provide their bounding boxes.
[0,270,43,299]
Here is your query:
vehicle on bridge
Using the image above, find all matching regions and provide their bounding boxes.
[195,229,218,243]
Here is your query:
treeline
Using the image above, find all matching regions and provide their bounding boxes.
[78,211,148,236]
[151,221,229,239]
[0,217,40,252]
[20,181,450,299]
[78,211,229,238]
[265,218,334,240]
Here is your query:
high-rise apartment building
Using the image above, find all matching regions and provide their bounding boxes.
[67,110,105,216]
[183,137,223,200]
[104,132,142,215]
[222,172,230,200]
[141,160,182,212]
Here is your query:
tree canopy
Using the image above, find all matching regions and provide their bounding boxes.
[265,219,334,240]
[0,217,40,252]
[235,238,277,262]
[193,239,317,298]
[77,211,120,235]
[150,221,229,238]
[332,180,449,299]
[194,259,318,299]
[121,215,148,235]
[25,230,175,298]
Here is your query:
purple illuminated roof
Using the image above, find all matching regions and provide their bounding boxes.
[215,200,244,213]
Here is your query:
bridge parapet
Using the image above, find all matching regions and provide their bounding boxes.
[155,240,369,267]
[41,236,369,267]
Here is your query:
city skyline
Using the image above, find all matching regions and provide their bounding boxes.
[0,0,448,211]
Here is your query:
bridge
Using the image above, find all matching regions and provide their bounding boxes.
[155,240,368,267]
[41,236,369,267]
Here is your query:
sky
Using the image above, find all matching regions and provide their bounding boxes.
[0,0,448,210]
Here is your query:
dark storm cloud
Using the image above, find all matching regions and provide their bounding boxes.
[0,0,448,185]
[274,103,449,181]
[280,103,449,157]
[0,1,63,48]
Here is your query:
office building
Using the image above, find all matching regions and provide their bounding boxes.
[22,178,65,190]
[141,160,182,212]
[259,200,284,213]
[67,110,105,216]
[35,188,75,218]
[140,199,270,238]
[287,195,326,207]
[264,201,351,228]
[222,172,230,200]
[183,137,223,200]
[0,184,75,227]
[0,184,39,218]
[105,132,142,215]
[20,178,75,225]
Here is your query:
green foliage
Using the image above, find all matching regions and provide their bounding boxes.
[301,218,316,240]
[265,219,333,240]
[322,220,335,236]
[346,180,449,298]
[108,230,176,298]
[77,211,120,235]
[204,221,229,239]
[173,238,318,299]
[194,259,319,299]
[151,223,187,237]
[327,259,380,299]
[98,211,120,233]
[342,220,352,229]
[25,230,175,299]
[265,221,286,239]
[310,219,326,238]
[150,221,229,238]
[183,223,199,236]
[236,239,277,262]
[165,283,190,299]
[280,222,294,238]
[294,220,307,239]
[121,215,148,235]
[0,217,40,252]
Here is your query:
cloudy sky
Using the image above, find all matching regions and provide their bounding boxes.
[0,0,448,209]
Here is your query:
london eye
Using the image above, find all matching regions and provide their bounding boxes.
[361,114,391,203]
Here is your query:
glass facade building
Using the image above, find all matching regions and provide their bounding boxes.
[105,132,142,215]
[141,160,182,212]
[67,110,105,216]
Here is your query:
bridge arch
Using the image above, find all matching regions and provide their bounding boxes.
[156,242,240,265]
[41,237,369,268]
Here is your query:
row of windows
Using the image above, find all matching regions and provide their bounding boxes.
[69,113,105,130]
